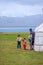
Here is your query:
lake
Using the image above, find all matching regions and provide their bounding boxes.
[0,27,36,32]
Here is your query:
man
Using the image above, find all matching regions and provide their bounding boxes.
[29,28,35,50]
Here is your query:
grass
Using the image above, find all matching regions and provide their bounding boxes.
[0,32,43,65]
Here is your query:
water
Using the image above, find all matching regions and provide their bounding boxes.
[0,27,36,32]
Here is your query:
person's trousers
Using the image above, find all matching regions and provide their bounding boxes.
[30,42,32,50]
[23,44,26,50]
[17,42,21,48]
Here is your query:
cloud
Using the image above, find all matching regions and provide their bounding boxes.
[0,0,43,5]
[0,1,43,17]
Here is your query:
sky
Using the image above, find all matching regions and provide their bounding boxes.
[0,0,43,17]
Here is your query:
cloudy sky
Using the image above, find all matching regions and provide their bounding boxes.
[0,0,43,17]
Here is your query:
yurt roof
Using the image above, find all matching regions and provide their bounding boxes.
[35,23,43,32]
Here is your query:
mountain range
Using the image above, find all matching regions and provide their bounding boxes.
[0,14,43,28]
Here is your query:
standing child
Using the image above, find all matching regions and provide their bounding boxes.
[16,34,22,48]
[28,34,32,50]
[22,38,27,50]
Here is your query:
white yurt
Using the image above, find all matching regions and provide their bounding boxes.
[34,23,43,51]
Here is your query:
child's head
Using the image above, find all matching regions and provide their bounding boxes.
[22,38,24,41]
[22,38,26,41]
[18,34,20,37]
[24,38,26,40]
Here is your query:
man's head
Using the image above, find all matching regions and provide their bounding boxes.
[29,28,32,34]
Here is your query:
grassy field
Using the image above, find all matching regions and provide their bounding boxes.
[0,32,43,65]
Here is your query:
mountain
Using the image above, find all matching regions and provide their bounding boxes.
[0,14,43,28]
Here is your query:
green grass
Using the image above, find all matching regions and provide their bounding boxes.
[0,32,43,65]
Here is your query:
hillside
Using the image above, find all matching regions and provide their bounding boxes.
[0,14,43,28]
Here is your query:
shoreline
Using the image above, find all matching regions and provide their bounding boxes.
[0,32,29,34]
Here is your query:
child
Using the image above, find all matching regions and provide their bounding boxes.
[28,34,32,42]
[16,34,22,48]
[28,34,32,50]
[22,38,27,50]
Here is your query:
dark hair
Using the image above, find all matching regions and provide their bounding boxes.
[24,38,26,40]
[29,28,32,31]
[18,34,20,37]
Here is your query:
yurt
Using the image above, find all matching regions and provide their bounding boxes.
[34,23,43,51]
